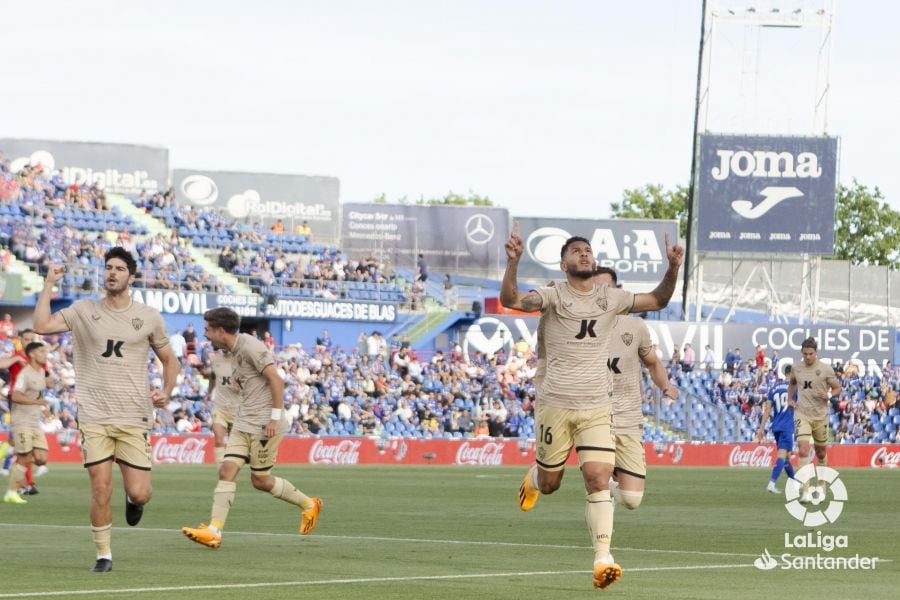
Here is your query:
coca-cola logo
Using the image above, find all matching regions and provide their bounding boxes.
[309,440,361,465]
[870,446,900,468]
[152,437,208,464]
[455,442,505,466]
[728,445,775,468]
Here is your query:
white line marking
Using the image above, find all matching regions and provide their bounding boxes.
[0,522,759,557]
[0,564,754,598]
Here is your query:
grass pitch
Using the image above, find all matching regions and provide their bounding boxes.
[0,464,897,599]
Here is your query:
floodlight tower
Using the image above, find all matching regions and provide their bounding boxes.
[682,0,836,324]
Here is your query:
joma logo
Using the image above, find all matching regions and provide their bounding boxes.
[711,150,822,181]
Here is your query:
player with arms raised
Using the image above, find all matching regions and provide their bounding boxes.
[504,224,683,590]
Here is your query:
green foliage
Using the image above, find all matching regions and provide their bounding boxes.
[832,180,900,268]
[371,191,492,206]
[609,184,688,237]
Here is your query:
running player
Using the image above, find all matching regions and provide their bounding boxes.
[205,349,241,466]
[787,337,840,503]
[593,267,678,512]
[758,365,796,493]
[4,342,50,504]
[182,308,322,549]
[505,226,683,590]
[33,247,181,573]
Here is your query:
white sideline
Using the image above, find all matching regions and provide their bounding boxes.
[0,522,761,557]
[0,564,755,598]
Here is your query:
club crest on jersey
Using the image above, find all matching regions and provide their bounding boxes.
[597,297,608,311]
[815,370,821,376]
[131,318,144,331]
[621,332,634,346]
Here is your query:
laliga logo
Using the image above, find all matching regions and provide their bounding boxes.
[526,227,569,269]
[462,317,514,359]
[180,174,219,206]
[784,465,847,527]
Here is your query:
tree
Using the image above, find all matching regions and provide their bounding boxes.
[609,184,688,237]
[832,180,900,268]
[371,191,492,206]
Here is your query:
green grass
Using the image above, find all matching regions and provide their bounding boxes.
[0,465,898,599]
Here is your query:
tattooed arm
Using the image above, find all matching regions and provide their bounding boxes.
[632,232,684,313]
[500,226,544,313]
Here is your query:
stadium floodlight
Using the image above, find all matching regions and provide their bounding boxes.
[713,3,833,29]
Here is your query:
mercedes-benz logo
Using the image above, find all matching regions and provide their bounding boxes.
[465,213,495,245]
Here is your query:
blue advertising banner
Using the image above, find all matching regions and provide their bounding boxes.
[130,289,396,322]
[696,135,838,254]
[457,317,892,374]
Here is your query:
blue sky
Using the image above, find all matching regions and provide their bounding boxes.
[1,0,895,217]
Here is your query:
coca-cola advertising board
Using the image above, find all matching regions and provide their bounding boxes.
[30,433,900,469]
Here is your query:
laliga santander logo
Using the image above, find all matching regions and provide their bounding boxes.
[728,445,775,467]
[152,438,208,464]
[455,442,504,465]
[309,440,361,465]
[784,465,847,527]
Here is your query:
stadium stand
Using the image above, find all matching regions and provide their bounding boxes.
[1,147,896,447]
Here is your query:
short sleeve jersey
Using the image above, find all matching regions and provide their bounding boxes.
[231,333,289,435]
[209,352,241,416]
[59,298,169,428]
[11,365,46,430]
[533,282,552,384]
[791,359,838,422]
[533,283,634,409]
[609,315,653,433]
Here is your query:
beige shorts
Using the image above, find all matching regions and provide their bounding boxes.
[614,432,646,479]
[534,403,614,471]
[15,428,48,455]
[224,431,283,472]
[211,408,236,431]
[796,416,829,445]
[79,423,152,470]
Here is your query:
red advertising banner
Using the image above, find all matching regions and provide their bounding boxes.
[23,432,900,469]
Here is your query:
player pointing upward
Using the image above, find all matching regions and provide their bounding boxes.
[502,224,683,590]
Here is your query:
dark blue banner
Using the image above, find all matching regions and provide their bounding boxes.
[697,135,838,254]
